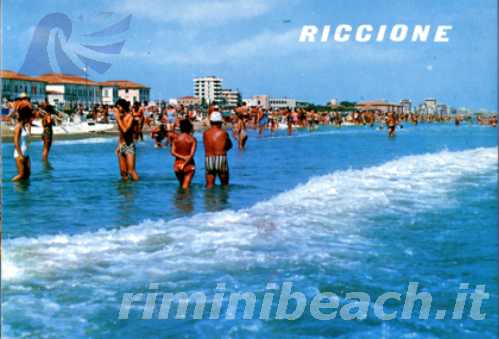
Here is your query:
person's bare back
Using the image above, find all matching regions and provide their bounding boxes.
[203,115,232,188]
[171,119,197,189]
[173,134,196,161]
[203,127,231,156]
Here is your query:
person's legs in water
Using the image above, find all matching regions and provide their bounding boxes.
[206,172,216,189]
[12,157,26,181]
[240,135,248,150]
[25,156,31,178]
[182,169,195,190]
[220,171,229,186]
[175,171,185,186]
[126,152,139,181]
[117,147,128,181]
[42,139,52,161]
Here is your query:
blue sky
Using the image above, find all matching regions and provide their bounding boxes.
[3,0,497,110]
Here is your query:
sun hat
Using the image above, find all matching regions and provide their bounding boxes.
[210,111,223,122]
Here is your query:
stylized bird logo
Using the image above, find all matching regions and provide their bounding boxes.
[19,12,131,76]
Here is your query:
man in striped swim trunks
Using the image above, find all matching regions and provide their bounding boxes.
[203,111,232,188]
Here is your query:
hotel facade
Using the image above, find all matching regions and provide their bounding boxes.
[99,80,150,105]
[193,76,223,105]
[0,70,47,102]
[37,73,102,107]
[0,70,150,107]
[221,89,242,108]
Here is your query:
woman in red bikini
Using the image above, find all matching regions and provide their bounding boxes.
[171,119,197,190]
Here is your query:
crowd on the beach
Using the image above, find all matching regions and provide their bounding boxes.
[7,93,498,187]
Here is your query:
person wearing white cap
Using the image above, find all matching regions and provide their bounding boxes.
[203,111,232,188]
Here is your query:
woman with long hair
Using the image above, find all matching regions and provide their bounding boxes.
[41,104,55,161]
[12,100,33,181]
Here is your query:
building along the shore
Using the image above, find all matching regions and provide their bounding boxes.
[177,96,201,107]
[400,99,412,114]
[356,100,403,114]
[101,80,150,104]
[221,89,242,108]
[0,70,47,102]
[193,76,223,105]
[37,73,101,108]
[99,82,120,105]
[269,97,296,110]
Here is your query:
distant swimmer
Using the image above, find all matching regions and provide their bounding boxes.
[171,119,197,190]
[12,100,33,181]
[41,103,55,161]
[203,111,232,188]
[114,99,139,181]
[386,112,396,137]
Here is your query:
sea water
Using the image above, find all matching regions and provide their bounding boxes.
[2,124,497,338]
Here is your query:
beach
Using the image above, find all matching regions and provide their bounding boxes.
[2,123,497,337]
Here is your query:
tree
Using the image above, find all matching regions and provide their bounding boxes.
[200,97,208,109]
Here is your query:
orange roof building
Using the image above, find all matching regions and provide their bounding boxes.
[1,70,47,101]
[100,80,150,104]
[98,80,149,89]
[1,70,151,106]
[37,73,98,86]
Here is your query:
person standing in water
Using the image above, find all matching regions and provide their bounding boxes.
[233,113,248,150]
[114,99,139,181]
[258,108,268,135]
[131,102,145,141]
[41,103,55,161]
[286,109,293,135]
[203,111,232,188]
[171,119,197,190]
[386,112,397,137]
[12,100,33,181]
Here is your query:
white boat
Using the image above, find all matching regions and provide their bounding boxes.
[27,119,115,136]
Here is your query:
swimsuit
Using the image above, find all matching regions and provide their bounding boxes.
[14,127,29,158]
[174,159,195,174]
[42,120,53,141]
[205,155,228,174]
[119,143,136,156]
[259,115,269,127]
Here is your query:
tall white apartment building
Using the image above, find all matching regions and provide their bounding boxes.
[193,76,223,105]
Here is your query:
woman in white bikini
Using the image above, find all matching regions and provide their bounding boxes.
[12,100,33,181]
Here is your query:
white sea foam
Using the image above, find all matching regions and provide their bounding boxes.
[53,137,115,146]
[3,147,496,285]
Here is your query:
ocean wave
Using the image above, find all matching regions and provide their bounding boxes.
[3,147,497,284]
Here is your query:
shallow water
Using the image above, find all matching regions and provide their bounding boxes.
[2,123,497,338]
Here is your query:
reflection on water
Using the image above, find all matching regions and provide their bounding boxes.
[116,180,138,226]
[204,187,230,212]
[42,160,54,172]
[173,187,193,213]
[13,180,30,193]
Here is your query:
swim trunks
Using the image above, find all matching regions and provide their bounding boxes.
[119,143,136,156]
[205,155,228,174]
